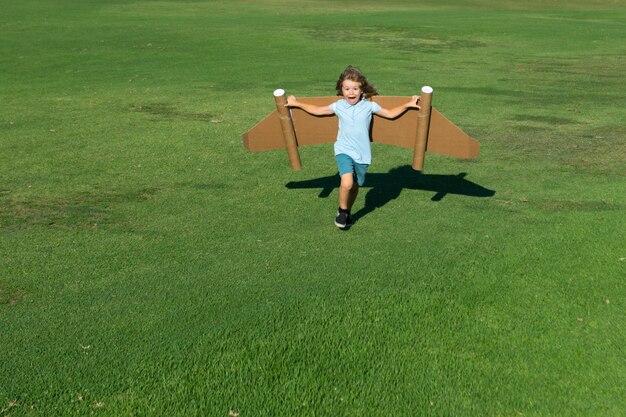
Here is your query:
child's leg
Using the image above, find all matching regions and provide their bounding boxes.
[347,179,359,210]
[336,153,368,211]
[349,160,368,211]
[335,154,367,227]
[339,172,358,210]
[335,172,356,228]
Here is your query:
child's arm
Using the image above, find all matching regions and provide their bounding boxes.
[374,95,421,119]
[286,95,335,116]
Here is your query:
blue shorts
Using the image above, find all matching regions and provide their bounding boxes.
[335,153,369,186]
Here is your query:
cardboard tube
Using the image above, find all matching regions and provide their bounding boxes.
[273,89,302,171]
[412,86,433,171]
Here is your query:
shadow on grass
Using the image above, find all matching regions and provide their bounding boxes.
[286,165,495,222]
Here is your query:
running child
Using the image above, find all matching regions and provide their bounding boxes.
[286,65,420,228]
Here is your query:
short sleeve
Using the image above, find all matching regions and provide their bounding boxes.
[371,101,382,113]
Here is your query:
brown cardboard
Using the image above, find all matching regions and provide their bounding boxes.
[242,92,479,170]
[273,89,301,170]
[412,87,433,171]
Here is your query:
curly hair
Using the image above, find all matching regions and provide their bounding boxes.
[335,65,379,100]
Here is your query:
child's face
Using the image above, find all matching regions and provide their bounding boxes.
[341,79,362,105]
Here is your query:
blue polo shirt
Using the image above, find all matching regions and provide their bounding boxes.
[329,98,381,165]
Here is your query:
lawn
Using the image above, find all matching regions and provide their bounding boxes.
[1,0,625,416]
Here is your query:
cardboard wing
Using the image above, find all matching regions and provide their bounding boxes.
[242,95,479,170]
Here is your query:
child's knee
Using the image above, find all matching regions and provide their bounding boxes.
[340,173,354,190]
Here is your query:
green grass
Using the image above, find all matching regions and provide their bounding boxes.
[1,0,625,416]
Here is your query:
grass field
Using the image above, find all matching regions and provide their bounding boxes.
[1,0,625,416]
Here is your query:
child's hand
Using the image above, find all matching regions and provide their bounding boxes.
[408,95,421,110]
[286,95,298,107]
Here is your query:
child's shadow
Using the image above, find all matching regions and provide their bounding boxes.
[285,165,495,222]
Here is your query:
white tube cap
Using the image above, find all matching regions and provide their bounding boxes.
[273,88,285,97]
[422,86,433,94]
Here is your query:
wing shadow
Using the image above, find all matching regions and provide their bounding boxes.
[285,165,496,222]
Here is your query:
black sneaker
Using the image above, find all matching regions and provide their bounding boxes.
[335,210,353,228]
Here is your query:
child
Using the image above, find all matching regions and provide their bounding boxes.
[286,65,420,228]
